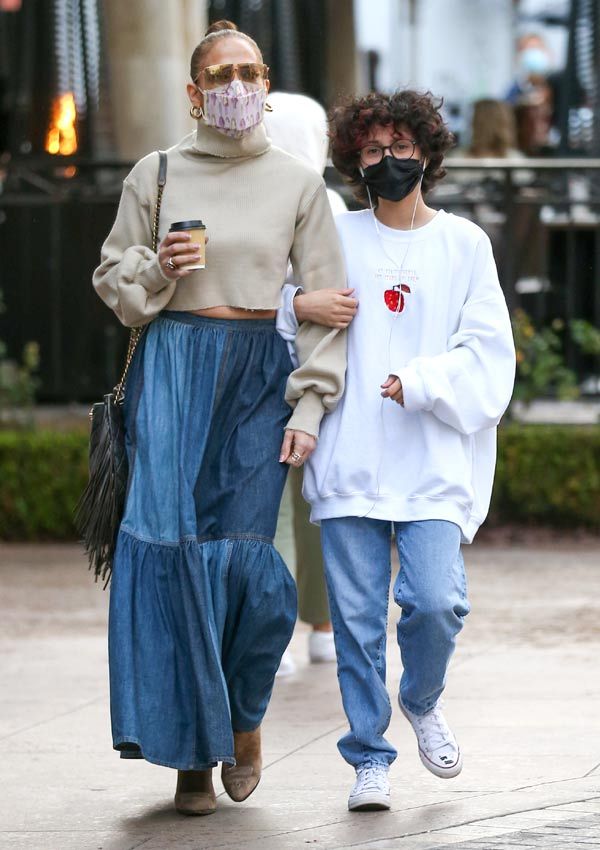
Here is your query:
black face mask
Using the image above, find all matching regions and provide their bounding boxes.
[361,156,424,203]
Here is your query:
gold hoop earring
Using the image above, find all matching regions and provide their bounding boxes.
[265,102,274,113]
[190,104,203,120]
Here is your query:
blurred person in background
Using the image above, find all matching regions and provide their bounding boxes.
[506,32,563,154]
[468,98,524,159]
[265,91,357,675]
[509,33,587,155]
[506,32,553,107]
[457,98,544,295]
[92,20,347,817]
[454,98,529,282]
[305,90,515,812]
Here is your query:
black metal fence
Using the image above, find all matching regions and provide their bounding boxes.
[433,159,600,391]
[1,156,599,402]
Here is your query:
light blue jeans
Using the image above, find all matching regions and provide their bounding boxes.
[320,517,470,768]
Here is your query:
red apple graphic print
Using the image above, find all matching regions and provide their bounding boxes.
[384,283,411,313]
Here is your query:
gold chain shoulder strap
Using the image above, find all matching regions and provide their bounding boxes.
[114,150,168,401]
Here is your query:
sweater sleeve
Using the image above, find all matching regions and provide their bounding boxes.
[92,177,176,327]
[284,182,347,437]
[396,234,516,436]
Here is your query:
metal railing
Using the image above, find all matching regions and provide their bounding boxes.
[1,156,599,401]
[438,159,600,390]
[439,157,600,310]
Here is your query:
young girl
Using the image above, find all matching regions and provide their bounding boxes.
[302,91,516,811]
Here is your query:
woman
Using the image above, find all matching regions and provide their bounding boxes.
[302,91,515,811]
[452,98,532,298]
[468,98,522,158]
[93,20,347,816]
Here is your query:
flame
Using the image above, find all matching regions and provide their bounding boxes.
[46,93,78,155]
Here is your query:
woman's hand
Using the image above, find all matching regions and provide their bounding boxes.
[157,231,205,280]
[381,374,404,405]
[279,429,317,467]
[294,288,358,329]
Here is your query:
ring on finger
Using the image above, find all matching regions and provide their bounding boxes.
[166,257,177,270]
[291,451,303,462]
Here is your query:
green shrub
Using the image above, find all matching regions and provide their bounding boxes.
[0,425,599,540]
[511,310,578,405]
[0,430,88,540]
[493,424,600,528]
[570,319,600,357]
[510,311,600,409]
[0,289,40,420]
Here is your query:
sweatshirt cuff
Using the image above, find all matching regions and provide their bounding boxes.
[396,365,430,412]
[276,284,302,340]
[290,286,303,326]
[285,388,324,438]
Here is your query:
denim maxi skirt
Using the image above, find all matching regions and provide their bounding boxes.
[108,312,298,771]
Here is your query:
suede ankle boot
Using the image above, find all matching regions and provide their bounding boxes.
[174,768,217,815]
[221,726,262,802]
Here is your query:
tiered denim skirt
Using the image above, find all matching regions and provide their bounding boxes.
[108,312,297,770]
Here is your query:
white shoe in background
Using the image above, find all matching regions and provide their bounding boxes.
[308,630,336,663]
[275,649,296,678]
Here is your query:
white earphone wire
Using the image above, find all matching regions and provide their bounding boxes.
[359,169,425,520]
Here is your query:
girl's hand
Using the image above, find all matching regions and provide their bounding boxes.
[294,288,358,329]
[279,429,317,467]
[381,374,404,405]
[158,231,206,280]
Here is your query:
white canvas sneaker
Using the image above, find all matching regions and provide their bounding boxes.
[399,698,463,778]
[347,764,391,811]
[308,630,336,663]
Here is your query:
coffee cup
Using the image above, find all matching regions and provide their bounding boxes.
[169,220,206,270]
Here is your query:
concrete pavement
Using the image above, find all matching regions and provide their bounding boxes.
[1,541,599,850]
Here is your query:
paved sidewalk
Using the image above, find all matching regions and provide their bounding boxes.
[1,542,599,850]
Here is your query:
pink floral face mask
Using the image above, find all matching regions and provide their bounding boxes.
[201,79,267,138]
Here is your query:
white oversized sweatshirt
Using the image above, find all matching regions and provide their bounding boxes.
[300,208,516,543]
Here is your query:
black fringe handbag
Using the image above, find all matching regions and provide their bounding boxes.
[75,151,168,585]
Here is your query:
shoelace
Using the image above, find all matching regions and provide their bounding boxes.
[415,706,453,753]
[355,766,388,793]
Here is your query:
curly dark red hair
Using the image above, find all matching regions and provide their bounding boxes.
[329,90,455,206]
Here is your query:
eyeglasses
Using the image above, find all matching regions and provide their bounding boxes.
[359,139,416,166]
[197,62,269,87]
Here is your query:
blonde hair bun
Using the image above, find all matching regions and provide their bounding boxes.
[190,20,261,82]
[205,20,239,36]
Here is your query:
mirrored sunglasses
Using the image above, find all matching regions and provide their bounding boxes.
[199,62,269,86]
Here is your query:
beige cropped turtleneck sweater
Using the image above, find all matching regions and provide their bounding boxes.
[93,121,347,436]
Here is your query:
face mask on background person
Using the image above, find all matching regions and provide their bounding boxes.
[519,47,550,77]
[201,79,267,138]
[361,156,424,203]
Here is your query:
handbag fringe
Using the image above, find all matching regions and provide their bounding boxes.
[74,394,128,586]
